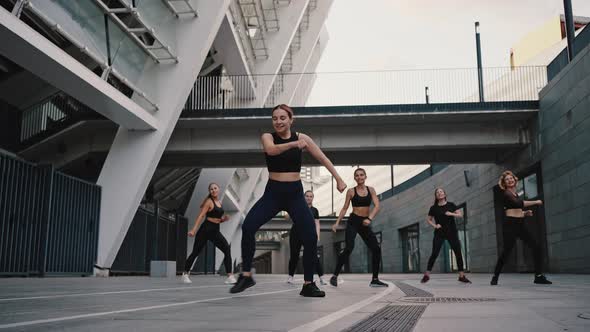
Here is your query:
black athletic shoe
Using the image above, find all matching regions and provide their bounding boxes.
[458,276,472,284]
[370,279,388,287]
[330,275,338,287]
[490,275,499,286]
[300,282,326,297]
[534,274,552,285]
[229,274,256,293]
[420,275,430,284]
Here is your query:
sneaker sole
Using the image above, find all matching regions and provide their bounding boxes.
[300,292,326,297]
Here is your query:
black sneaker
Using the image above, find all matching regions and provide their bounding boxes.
[229,274,256,294]
[300,282,326,297]
[458,276,472,284]
[534,274,552,285]
[490,275,499,286]
[330,275,338,287]
[369,279,388,287]
[420,275,430,284]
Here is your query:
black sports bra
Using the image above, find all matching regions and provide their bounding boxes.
[351,187,372,207]
[264,132,302,173]
[206,198,224,219]
[503,190,524,209]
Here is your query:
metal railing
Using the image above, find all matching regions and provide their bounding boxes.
[0,152,101,276]
[21,0,160,110]
[184,66,548,111]
[20,92,95,143]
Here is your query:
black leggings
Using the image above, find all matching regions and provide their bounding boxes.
[494,218,542,275]
[288,225,323,277]
[333,213,382,279]
[426,229,464,272]
[241,180,317,281]
[185,221,232,274]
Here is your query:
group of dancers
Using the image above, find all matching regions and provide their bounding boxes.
[180,104,552,298]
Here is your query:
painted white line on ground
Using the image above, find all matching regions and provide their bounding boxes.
[0,280,286,302]
[288,282,394,332]
[0,288,298,329]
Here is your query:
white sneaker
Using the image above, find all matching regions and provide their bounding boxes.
[319,277,328,285]
[225,275,237,284]
[181,273,192,284]
[287,275,295,284]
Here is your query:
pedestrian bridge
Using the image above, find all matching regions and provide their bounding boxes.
[21,101,539,167]
[18,66,546,167]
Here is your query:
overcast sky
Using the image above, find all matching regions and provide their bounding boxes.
[315,0,590,71]
[306,1,590,210]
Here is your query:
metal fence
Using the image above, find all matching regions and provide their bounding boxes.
[111,206,189,274]
[184,66,548,111]
[20,92,96,143]
[0,152,101,276]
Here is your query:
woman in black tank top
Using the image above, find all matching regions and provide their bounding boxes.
[230,104,347,298]
[491,170,551,286]
[330,168,388,288]
[181,183,235,285]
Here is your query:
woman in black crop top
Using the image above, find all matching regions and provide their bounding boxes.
[491,170,551,285]
[181,183,235,285]
[329,168,388,288]
[421,188,471,284]
[231,104,346,298]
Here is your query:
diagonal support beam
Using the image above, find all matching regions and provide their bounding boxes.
[0,7,158,130]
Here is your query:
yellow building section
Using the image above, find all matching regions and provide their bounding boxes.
[511,16,563,67]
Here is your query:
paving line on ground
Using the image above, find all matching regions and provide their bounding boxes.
[0,288,299,329]
[0,280,289,302]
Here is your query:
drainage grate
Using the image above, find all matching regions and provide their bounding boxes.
[345,305,426,332]
[399,297,498,303]
[393,282,433,298]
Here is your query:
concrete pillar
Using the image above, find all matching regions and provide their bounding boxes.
[96,1,232,270]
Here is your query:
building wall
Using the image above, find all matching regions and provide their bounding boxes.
[342,42,590,275]
[511,16,563,67]
[538,41,590,273]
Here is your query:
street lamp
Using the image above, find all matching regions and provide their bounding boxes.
[475,22,484,102]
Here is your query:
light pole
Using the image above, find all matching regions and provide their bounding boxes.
[563,0,575,62]
[475,22,484,102]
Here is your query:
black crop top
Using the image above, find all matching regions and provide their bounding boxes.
[503,190,524,209]
[206,198,224,219]
[351,187,372,207]
[265,132,302,173]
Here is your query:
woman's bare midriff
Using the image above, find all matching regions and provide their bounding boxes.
[352,207,370,218]
[206,218,222,224]
[505,208,525,218]
[269,172,301,182]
